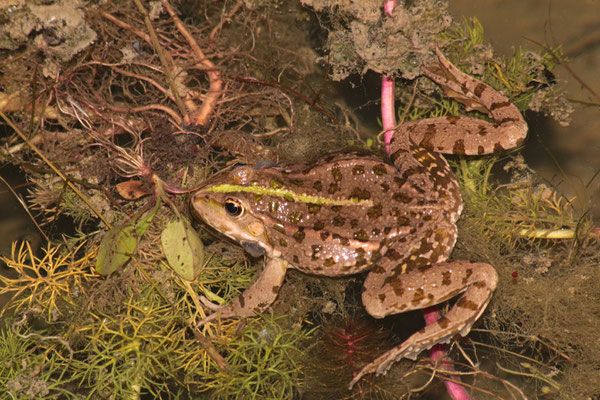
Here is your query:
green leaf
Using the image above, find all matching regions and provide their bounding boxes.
[95,224,137,276]
[135,198,161,237]
[161,216,205,281]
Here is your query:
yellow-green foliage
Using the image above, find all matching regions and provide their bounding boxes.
[455,157,577,247]
[0,241,95,321]
[200,314,309,399]
[0,240,309,399]
[0,322,75,399]
[436,17,485,54]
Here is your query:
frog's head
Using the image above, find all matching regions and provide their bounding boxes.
[191,166,274,257]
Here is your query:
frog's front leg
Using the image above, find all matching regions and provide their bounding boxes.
[199,257,288,326]
[401,47,527,155]
[350,259,497,388]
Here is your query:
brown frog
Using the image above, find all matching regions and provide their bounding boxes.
[191,48,527,386]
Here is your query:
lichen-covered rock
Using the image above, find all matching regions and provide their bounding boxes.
[302,0,452,80]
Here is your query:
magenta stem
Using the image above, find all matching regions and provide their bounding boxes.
[423,307,472,400]
[381,0,397,153]
[381,74,396,153]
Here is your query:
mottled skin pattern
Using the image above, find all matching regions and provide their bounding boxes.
[191,48,527,388]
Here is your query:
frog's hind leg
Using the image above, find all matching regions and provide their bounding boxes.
[399,47,527,156]
[353,258,497,388]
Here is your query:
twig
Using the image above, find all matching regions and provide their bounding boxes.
[132,0,188,118]
[161,0,224,127]
[210,0,243,40]
[0,111,111,228]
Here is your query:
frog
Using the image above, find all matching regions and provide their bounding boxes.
[190,48,527,387]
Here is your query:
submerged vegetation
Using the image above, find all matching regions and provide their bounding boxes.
[0,0,597,398]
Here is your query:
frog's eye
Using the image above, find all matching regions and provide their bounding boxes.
[224,198,244,217]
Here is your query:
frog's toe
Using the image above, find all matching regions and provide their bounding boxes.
[197,312,218,328]
[348,362,377,389]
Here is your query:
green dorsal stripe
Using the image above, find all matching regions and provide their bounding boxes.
[207,184,373,206]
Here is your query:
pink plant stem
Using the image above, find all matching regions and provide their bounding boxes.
[381,0,397,153]
[381,74,396,153]
[381,1,471,399]
[423,307,472,400]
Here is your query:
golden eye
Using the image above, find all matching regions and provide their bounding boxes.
[224,198,244,217]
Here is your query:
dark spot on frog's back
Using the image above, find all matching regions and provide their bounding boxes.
[392,192,412,203]
[372,164,388,176]
[288,211,302,224]
[313,220,325,230]
[411,288,425,306]
[419,133,434,150]
[396,216,409,226]
[452,139,466,155]
[311,244,322,259]
[446,115,460,124]
[490,100,512,111]
[371,264,386,274]
[386,279,404,297]
[323,257,335,267]
[349,187,371,201]
[352,165,365,175]
[353,229,369,242]
[384,248,401,260]
[332,233,350,246]
[393,176,407,187]
[308,203,322,214]
[332,215,346,226]
[328,182,340,194]
[293,228,306,243]
[441,271,452,286]
[473,83,486,97]
[313,180,323,191]
[437,316,450,329]
[457,297,478,310]
[331,166,343,182]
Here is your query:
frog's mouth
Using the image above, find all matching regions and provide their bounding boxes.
[240,241,266,258]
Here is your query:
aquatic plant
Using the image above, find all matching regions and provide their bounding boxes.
[199,313,310,399]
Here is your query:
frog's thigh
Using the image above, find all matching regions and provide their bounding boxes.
[362,260,498,323]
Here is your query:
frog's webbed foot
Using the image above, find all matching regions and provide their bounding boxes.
[421,47,493,115]
[197,303,237,328]
[396,47,527,156]
[348,341,418,389]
